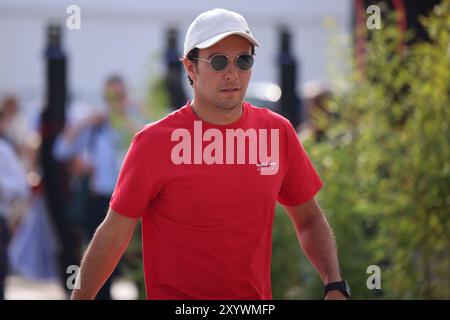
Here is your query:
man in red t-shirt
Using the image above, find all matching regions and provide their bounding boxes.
[72,8,350,300]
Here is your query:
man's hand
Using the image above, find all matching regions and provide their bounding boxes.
[86,113,107,127]
[71,208,137,300]
[63,112,107,143]
[325,290,348,300]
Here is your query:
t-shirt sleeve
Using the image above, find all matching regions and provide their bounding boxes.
[109,130,162,218]
[277,121,323,206]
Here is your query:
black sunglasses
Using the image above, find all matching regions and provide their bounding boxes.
[194,54,254,72]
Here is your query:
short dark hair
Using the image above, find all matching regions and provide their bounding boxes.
[186,45,255,87]
[105,74,124,87]
[186,48,200,87]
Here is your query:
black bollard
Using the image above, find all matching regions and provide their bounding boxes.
[278,28,303,130]
[40,23,79,296]
[165,28,188,110]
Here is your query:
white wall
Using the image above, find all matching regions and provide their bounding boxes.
[0,0,352,105]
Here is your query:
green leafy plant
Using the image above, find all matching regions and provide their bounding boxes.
[279,2,450,299]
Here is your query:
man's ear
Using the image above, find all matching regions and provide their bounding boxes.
[183,58,197,82]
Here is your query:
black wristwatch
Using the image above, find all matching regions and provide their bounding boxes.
[324,280,351,298]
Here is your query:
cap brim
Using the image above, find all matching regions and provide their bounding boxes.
[195,31,261,50]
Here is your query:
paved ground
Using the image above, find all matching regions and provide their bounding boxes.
[5,275,139,300]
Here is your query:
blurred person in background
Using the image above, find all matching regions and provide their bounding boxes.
[3,93,60,293]
[299,82,337,143]
[0,101,29,300]
[0,95,39,172]
[104,75,144,148]
[53,75,142,299]
[0,95,28,151]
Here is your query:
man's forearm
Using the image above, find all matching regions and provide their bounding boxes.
[71,224,130,300]
[296,213,342,284]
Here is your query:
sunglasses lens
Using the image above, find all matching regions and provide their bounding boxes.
[236,55,254,71]
[210,55,229,71]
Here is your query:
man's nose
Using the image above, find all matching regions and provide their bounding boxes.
[224,59,239,80]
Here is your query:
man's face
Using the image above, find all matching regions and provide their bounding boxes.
[105,81,127,111]
[185,35,253,111]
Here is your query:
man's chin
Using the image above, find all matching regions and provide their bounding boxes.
[215,97,243,110]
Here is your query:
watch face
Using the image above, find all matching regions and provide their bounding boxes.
[344,281,351,297]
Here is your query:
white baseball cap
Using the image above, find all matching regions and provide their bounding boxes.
[183,8,261,57]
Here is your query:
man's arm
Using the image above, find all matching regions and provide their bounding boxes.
[53,114,106,161]
[71,208,138,300]
[282,197,346,300]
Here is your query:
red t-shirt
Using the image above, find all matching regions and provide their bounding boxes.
[110,101,323,299]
